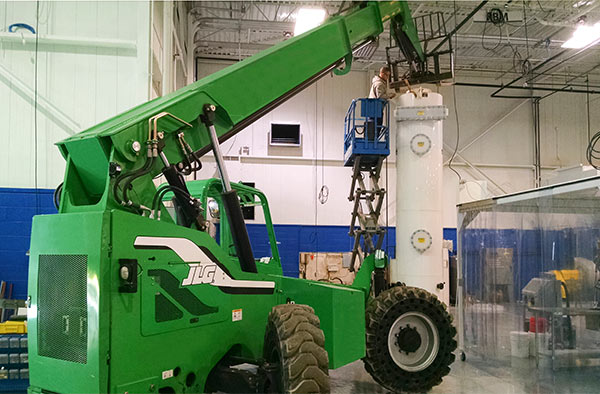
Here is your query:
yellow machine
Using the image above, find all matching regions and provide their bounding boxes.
[551,269,581,299]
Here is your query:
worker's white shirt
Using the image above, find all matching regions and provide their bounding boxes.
[369,75,392,99]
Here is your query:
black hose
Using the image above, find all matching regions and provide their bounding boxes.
[53,182,63,210]
[179,156,202,176]
[586,130,600,170]
[151,185,172,215]
[151,184,192,219]
[179,140,203,175]
[189,150,203,171]
[184,140,203,171]
[560,281,570,308]
[122,157,155,204]
[152,187,177,217]
[113,156,154,208]
[113,170,135,206]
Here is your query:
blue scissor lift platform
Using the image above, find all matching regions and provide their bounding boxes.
[344,98,390,167]
[343,99,390,270]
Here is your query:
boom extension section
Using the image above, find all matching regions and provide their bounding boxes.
[55,1,426,224]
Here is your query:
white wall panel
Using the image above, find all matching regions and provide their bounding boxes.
[539,90,588,167]
[0,1,150,189]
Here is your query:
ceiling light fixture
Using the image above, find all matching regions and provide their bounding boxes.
[562,22,600,48]
[293,8,327,36]
[573,0,593,8]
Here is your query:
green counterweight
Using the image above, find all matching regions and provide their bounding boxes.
[27,2,455,393]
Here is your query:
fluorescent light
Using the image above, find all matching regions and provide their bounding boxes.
[573,0,593,8]
[294,8,326,36]
[562,22,600,48]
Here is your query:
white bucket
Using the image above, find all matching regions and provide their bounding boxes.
[510,331,531,358]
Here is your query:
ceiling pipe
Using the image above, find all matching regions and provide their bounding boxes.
[457,81,600,95]
[0,32,136,53]
[533,16,574,28]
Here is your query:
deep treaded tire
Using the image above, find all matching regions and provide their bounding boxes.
[264,304,330,393]
[363,286,457,393]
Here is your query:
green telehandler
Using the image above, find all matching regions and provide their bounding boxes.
[27,2,456,393]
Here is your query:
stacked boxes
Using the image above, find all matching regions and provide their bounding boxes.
[300,252,356,285]
[0,334,28,392]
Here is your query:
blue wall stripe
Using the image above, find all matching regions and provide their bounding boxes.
[247,224,458,278]
[0,188,56,299]
[4,189,598,312]
[0,187,459,300]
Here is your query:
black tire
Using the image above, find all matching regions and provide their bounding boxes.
[363,286,456,393]
[264,304,330,393]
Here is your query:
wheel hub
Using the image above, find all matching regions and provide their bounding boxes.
[387,311,440,372]
[396,325,422,354]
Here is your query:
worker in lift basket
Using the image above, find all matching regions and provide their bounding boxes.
[367,66,395,140]
[369,66,396,100]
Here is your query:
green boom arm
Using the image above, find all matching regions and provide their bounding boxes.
[56,1,421,215]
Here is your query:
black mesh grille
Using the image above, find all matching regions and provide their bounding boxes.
[148,269,218,315]
[155,294,183,322]
[38,254,88,364]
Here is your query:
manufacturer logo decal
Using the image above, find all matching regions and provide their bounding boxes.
[182,264,217,286]
[134,236,275,294]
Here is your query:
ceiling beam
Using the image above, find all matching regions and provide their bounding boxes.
[193,18,294,32]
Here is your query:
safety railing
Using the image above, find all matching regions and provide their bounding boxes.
[343,98,390,166]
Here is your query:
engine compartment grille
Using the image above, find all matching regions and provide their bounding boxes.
[37,254,88,364]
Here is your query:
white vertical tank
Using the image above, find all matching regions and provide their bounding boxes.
[393,88,449,304]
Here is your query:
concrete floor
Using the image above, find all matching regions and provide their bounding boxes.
[329,355,600,394]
